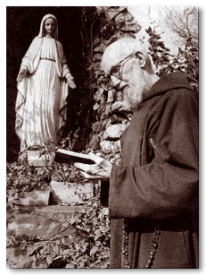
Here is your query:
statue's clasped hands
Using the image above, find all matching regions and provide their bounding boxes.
[74,153,112,180]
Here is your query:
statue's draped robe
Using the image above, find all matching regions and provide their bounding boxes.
[15,36,71,152]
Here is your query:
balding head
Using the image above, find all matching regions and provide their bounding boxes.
[101,37,150,74]
[100,37,159,109]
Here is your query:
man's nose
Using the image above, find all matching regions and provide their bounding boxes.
[111,75,121,86]
[110,75,128,89]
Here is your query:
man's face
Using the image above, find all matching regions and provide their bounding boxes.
[109,53,147,108]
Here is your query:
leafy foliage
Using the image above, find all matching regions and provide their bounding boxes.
[146,26,198,91]
[146,26,171,74]
[64,202,110,268]
[7,161,83,195]
[7,161,110,268]
[7,200,110,268]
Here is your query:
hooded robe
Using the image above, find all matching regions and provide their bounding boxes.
[108,72,198,268]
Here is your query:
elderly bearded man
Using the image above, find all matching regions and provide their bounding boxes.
[74,38,199,269]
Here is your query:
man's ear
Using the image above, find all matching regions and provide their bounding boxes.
[134,51,146,68]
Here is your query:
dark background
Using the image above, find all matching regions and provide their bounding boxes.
[7,6,91,162]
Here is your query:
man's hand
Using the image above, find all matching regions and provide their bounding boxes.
[74,153,112,180]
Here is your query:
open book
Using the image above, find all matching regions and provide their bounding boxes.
[55,149,95,164]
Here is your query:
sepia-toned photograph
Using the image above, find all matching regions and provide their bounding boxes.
[6,4,198,269]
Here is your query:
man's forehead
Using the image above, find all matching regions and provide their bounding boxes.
[101,38,140,74]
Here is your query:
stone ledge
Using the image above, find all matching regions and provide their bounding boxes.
[50,181,94,205]
[7,205,89,240]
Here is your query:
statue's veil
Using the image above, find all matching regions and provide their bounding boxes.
[38,14,58,39]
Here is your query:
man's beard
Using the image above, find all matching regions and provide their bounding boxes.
[124,83,149,111]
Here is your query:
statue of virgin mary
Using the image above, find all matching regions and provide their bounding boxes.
[15,14,76,165]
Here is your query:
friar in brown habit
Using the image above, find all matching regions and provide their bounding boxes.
[74,37,198,269]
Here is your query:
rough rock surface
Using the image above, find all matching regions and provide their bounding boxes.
[50,181,94,205]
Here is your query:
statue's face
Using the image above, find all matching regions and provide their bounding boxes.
[44,17,56,36]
